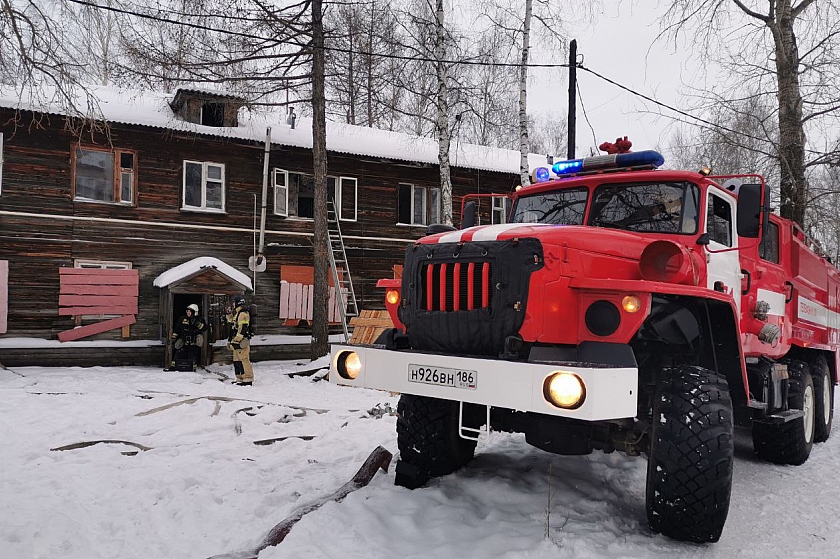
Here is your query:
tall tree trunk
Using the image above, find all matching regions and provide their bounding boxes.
[518,0,532,186]
[435,0,453,226]
[768,0,806,225]
[311,0,330,360]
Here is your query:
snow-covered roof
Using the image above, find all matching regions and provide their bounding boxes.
[153,257,253,291]
[0,84,552,174]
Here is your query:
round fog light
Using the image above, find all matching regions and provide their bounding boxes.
[543,372,585,409]
[622,295,642,313]
[386,290,400,305]
[336,351,362,380]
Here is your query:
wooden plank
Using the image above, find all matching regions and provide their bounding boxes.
[58,305,138,316]
[0,260,7,334]
[58,314,136,342]
[60,275,140,286]
[306,285,314,321]
[59,294,137,307]
[59,268,139,277]
[121,324,131,338]
[60,284,138,297]
[289,283,301,320]
[279,282,290,319]
[348,317,394,327]
[328,289,336,322]
[348,310,393,345]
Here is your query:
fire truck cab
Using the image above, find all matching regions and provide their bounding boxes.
[330,149,838,544]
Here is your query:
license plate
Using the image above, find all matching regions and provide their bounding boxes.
[408,364,477,390]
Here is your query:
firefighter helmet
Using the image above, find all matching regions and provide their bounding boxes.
[187,303,199,314]
[233,295,246,307]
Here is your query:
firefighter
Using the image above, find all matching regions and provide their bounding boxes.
[226,295,254,385]
[171,303,207,370]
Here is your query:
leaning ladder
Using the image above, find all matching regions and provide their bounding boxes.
[327,197,359,341]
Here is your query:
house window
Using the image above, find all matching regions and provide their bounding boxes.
[183,160,225,212]
[491,196,510,224]
[276,170,358,220]
[328,176,358,221]
[74,260,133,319]
[273,169,289,217]
[398,183,440,226]
[707,193,733,247]
[201,103,225,127]
[73,146,136,204]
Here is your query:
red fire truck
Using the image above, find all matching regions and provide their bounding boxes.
[330,149,838,543]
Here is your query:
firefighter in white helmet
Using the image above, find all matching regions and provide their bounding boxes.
[170,303,206,370]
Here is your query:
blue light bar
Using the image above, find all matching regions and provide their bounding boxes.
[614,150,665,168]
[548,150,665,177]
[552,158,584,174]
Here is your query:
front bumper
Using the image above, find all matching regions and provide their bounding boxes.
[330,344,638,421]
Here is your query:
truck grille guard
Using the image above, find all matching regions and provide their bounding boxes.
[399,238,544,356]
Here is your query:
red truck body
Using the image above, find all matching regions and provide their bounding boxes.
[332,151,838,544]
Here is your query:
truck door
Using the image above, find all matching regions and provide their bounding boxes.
[706,190,742,313]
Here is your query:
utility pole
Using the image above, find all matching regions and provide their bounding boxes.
[567,39,577,159]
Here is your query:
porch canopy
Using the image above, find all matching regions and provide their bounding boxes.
[153,257,252,291]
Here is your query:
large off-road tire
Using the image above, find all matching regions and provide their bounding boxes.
[810,355,833,443]
[395,394,476,489]
[752,360,815,465]
[646,365,734,543]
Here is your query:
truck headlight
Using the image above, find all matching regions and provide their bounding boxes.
[543,372,585,409]
[335,351,362,380]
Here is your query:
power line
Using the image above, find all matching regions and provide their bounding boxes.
[66,0,571,69]
[577,64,770,145]
[66,0,771,145]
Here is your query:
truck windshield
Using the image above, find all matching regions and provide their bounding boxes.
[509,188,588,225]
[589,181,700,234]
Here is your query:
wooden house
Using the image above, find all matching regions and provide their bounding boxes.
[0,85,534,367]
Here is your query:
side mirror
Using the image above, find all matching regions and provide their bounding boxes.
[461,201,476,229]
[736,183,766,238]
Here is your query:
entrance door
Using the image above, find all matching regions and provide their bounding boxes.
[172,293,206,366]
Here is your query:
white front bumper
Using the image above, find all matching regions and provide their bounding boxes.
[330,345,638,421]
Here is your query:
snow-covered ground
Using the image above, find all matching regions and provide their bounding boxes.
[1,360,838,559]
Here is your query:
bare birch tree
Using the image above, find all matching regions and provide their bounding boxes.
[661,0,840,227]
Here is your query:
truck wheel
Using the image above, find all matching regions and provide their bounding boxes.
[810,355,833,443]
[645,365,733,543]
[395,395,476,489]
[752,361,815,465]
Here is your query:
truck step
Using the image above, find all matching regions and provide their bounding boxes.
[761,409,805,424]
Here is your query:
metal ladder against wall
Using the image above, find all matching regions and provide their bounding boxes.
[327,197,359,340]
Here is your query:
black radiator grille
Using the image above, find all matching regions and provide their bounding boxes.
[421,261,492,312]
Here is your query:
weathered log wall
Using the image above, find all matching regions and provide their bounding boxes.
[0,107,518,362]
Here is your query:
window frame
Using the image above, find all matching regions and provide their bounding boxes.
[71,145,137,205]
[182,160,226,213]
[759,220,780,264]
[491,195,510,224]
[337,176,358,222]
[273,168,289,217]
[706,191,734,247]
[398,183,441,227]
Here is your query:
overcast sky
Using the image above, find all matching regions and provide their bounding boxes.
[529,2,691,160]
